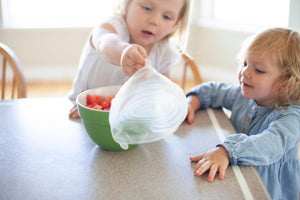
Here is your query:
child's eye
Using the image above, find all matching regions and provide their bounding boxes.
[163,15,172,20]
[142,5,152,12]
[243,60,247,67]
[255,68,265,73]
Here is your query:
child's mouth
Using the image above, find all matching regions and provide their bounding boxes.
[242,82,251,88]
[142,30,154,37]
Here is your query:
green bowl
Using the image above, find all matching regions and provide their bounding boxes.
[76,85,137,151]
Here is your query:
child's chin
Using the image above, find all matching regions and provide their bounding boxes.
[241,90,251,99]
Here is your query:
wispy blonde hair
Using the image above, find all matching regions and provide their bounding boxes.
[239,28,300,107]
[113,0,192,50]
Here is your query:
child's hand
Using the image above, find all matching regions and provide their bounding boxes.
[69,104,80,119]
[186,104,195,124]
[190,146,230,182]
[120,44,147,77]
[186,95,200,124]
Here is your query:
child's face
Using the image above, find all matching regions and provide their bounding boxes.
[238,53,282,106]
[125,0,184,52]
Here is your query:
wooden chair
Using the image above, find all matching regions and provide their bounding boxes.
[170,52,203,92]
[181,52,203,89]
[0,43,27,99]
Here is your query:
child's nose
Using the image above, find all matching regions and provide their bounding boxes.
[148,13,160,26]
[241,66,251,78]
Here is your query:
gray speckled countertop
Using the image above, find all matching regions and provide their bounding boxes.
[0,98,270,200]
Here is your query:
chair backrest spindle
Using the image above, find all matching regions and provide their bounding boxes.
[178,52,203,92]
[2,58,7,99]
[0,43,26,100]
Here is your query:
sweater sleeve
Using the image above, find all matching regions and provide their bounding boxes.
[186,82,240,110]
[220,107,300,165]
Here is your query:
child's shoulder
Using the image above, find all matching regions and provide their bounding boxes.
[103,14,123,23]
[102,14,126,28]
[102,14,130,43]
[273,104,300,118]
[149,39,181,70]
[152,39,177,54]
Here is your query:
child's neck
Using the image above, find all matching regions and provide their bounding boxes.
[254,100,274,107]
[142,44,153,55]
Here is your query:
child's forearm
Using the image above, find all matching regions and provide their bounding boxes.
[98,33,129,66]
[91,24,130,67]
[100,34,130,66]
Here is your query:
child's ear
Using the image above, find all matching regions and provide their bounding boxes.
[279,82,288,93]
[166,23,179,39]
[172,20,180,33]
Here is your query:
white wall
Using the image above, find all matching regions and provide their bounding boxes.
[186,25,251,84]
[0,28,91,81]
[0,25,248,84]
[1,0,299,84]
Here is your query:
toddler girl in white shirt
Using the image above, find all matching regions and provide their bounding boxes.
[69,0,192,118]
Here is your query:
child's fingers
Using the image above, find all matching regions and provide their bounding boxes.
[136,45,147,59]
[207,164,218,182]
[69,105,77,116]
[187,111,194,124]
[193,158,206,174]
[69,104,77,112]
[69,112,79,118]
[69,106,80,118]
[186,106,195,124]
[218,163,228,180]
[121,46,147,76]
[194,160,211,176]
[190,154,203,162]
[72,112,80,119]
[127,45,146,66]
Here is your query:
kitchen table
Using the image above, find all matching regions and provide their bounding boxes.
[0,98,271,200]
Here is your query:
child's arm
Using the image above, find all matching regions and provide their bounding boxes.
[190,146,230,181]
[221,109,300,166]
[91,23,147,77]
[186,95,201,124]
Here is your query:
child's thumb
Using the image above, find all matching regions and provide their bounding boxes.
[187,108,194,124]
[137,45,148,58]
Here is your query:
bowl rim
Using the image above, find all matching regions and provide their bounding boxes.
[76,85,121,112]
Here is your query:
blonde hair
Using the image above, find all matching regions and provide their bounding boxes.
[239,28,300,107]
[113,0,192,50]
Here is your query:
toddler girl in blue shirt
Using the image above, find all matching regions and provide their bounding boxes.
[186,28,300,200]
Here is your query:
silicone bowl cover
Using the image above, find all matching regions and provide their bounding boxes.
[109,60,188,150]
